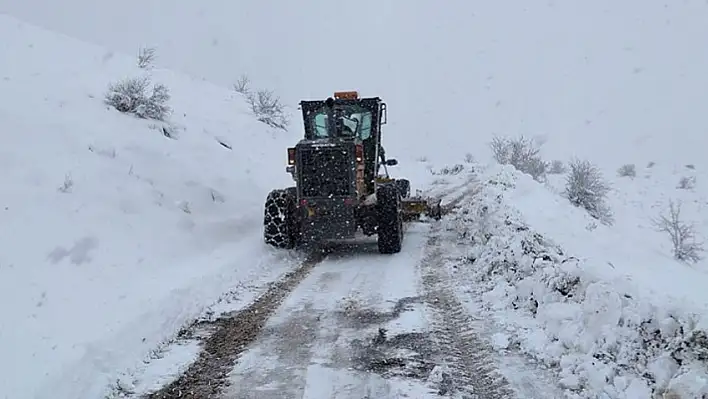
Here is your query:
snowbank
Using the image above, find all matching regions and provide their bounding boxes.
[443,164,708,398]
[0,14,300,399]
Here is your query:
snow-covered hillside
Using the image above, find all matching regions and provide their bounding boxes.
[0,14,303,399]
[544,161,708,275]
[3,1,708,167]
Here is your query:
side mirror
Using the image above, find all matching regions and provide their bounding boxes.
[385,158,398,166]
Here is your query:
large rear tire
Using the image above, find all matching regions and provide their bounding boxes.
[263,188,299,249]
[376,184,403,254]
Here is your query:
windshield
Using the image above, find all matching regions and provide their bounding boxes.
[312,105,372,140]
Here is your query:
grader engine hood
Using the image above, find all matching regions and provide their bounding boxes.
[288,140,360,241]
[294,140,357,199]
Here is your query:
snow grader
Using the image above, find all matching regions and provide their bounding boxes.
[263,91,441,254]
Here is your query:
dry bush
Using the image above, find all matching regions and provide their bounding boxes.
[489,135,547,181]
[652,200,704,263]
[564,159,613,225]
[105,76,171,121]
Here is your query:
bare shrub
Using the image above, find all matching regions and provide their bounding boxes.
[489,135,547,181]
[548,160,567,175]
[105,76,171,121]
[210,189,225,203]
[678,176,696,190]
[527,158,548,181]
[232,76,289,131]
[647,161,655,168]
[178,200,192,214]
[233,74,250,94]
[137,46,156,69]
[57,173,73,193]
[245,89,289,130]
[617,163,636,178]
[431,164,464,176]
[564,159,613,225]
[652,200,703,263]
[464,153,475,164]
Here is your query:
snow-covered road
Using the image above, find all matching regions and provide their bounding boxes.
[133,175,563,399]
[225,224,438,398]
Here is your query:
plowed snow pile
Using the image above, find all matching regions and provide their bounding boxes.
[0,14,299,399]
[441,163,708,398]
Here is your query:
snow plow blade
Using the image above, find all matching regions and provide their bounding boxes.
[402,197,442,221]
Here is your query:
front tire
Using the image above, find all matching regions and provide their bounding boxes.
[376,184,403,254]
[263,188,299,249]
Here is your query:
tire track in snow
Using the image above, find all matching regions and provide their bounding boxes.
[144,249,327,399]
[222,226,437,399]
[440,181,481,216]
[427,171,478,203]
[422,171,480,218]
[420,223,515,398]
[219,267,341,399]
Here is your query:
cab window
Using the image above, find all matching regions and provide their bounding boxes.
[314,113,328,137]
[310,105,373,140]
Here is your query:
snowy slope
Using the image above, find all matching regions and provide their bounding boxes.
[3,1,708,168]
[545,161,708,276]
[0,14,302,399]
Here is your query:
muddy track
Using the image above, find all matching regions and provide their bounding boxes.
[420,224,515,399]
[144,250,327,399]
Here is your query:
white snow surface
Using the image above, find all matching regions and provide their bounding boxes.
[441,164,708,398]
[0,14,302,399]
[3,1,708,398]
